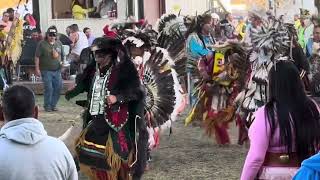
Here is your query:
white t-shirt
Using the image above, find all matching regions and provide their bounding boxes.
[71,31,89,55]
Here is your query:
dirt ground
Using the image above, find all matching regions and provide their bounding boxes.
[37,95,248,180]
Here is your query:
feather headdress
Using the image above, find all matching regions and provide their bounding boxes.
[156,13,188,81]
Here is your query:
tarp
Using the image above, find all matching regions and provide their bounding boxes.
[0,0,27,10]
[0,0,32,17]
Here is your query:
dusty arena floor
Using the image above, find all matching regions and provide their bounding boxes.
[37,95,247,180]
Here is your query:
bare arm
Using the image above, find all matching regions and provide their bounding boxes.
[69,32,78,48]
[35,56,41,77]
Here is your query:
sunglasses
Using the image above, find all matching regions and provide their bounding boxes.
[94,52,108,58]
[48,33,57,37]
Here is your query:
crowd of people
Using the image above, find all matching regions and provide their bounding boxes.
[2,3,320,180]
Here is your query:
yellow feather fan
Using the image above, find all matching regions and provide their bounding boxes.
[8,19,23,65]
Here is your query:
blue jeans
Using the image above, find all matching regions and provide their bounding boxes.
[41,70,62,110]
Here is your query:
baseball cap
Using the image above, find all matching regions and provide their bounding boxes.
[47,26,57,37]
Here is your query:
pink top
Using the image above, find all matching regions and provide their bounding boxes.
[240,106,295,180]
[0,20,12,33]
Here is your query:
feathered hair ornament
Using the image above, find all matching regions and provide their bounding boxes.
[300,8,312,19]
[156,13,189,80]
[249,14,295,69]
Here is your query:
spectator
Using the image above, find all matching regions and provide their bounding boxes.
[241,61,320,180]
[68,24,89,74]
[294,14,301,30]
[59,33,73,46]
[20,29,40,67]
[103,24,118,38]
[312,15,320,26]
[72,0,95,20]
[83,27,95,46]
[220,12,236,40]
[6,8,14,21]
[45,26,72,46]
[24,13,36,27]
[235,16,246,40]
[0,85,77,180]
[96,0,117,18]
[306,25,320,58]
[211,13,221,40]
[66,26,71,36]
[298,10,313,50]
[35,26,64,112]
[293,153,320,179]
[36,29,44,41]
[0,12,12,33]
[31,29,39,41]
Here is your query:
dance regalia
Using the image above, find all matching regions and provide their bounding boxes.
[185,43,249,144]
[64,38,148,180]
[123,33,180,150]
[185,32,215,74]
[75,61,145,180]
[235,12,300,145]
[156,13,189,95]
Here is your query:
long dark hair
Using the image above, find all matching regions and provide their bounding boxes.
[265,60,320,162]
[185,14,212,49]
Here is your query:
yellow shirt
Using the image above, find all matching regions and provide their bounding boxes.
[295,20,301,30]
[72,5,94,20]
[236,22,246,39]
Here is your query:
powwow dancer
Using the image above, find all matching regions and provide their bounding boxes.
[66,37,148,180]
[185,41,250,145]
[234,10,310,145]
[185,13,215,107]
[156,13,190,109]
[123,31,183,168]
